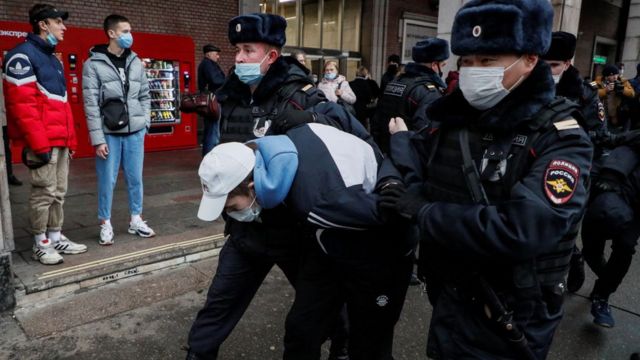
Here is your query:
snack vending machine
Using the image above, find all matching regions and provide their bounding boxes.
[0,21,197,162]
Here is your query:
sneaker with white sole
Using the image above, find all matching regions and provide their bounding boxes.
[32,239,64,265]
[99,223,114,246]
[128,219,156,238]
[53,234,88,254]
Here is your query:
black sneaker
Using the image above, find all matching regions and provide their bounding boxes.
[567,249,585,293]
[8,174,22,186]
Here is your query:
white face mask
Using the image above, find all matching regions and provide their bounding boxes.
[459,57,524,110]
[552,74,562,84]
[227,196,262,222]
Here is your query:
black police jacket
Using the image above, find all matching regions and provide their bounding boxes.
[384,61,593,359]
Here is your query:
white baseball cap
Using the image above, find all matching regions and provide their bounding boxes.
[197,142,256,221]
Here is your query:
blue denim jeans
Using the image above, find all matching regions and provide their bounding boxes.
[96,129,146,220]
[202,115,220,157]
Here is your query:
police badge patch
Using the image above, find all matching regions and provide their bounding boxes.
[597,101,605,122]
[544,160,579,205]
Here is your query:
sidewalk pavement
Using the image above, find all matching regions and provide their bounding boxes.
[7,148,226,298]
[1,248,639,360]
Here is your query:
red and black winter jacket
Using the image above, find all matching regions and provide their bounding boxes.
[3,33,76,154]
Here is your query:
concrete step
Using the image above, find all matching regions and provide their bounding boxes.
[13,231,226,309]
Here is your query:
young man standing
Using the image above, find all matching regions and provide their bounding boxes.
[83,14,154,245]
[4,4,85,265]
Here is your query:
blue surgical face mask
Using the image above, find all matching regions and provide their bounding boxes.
[324,72,337,80]
[46,32,58,46]
[117,32,133,49]
[227,196,262,222]
[235,53,270,85]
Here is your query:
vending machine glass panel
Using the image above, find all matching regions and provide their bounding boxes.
[143,59,181,125]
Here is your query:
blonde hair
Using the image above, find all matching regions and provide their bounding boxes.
[323,60,339,72]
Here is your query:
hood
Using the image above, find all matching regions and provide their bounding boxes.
[251,135,299,209]
[427,60,556,134]
[217,56,311,104]
[88,44,133,59]
[556,65,583,100]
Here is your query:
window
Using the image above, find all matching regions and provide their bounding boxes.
[302,0,321,48]
[322,0,340,50]
[278,0,299,46]
[342,0,361,52]
[401,19,437,64]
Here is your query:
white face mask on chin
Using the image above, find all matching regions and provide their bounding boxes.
[227,196,262,222]
[459,57,525,110]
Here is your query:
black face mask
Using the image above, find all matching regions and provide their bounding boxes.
[437,63,443,78]
[387,64,398,73]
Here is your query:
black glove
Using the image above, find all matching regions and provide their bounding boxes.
[594,169,623,194]
[270,107,316,134]
[378,181,406,211]
[395,185,431,220]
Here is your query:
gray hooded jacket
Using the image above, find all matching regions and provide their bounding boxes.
[82,45,150,146]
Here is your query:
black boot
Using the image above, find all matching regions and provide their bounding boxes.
[567,247,585,293]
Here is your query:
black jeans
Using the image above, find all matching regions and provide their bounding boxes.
[188,236,300,358]
[283,235,413,360]
[582,192,640,299]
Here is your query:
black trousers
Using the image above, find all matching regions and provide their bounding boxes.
[188,236,300,359]
[582,191,640,299]
[283,237,413,360]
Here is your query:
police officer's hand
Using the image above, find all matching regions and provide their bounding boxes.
[36,150,52,164]
[594,169,623,194]
[389,117,408,135]
[270,107,316,134]
[377,180,406,210]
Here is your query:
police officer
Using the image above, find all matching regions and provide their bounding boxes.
[371,37,448,154]
[379,1,593,358]
[581,134,640,328]
[542,31,613,293]
[186,13,359,360]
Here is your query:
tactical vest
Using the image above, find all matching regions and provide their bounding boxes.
[421,98,581,292]
[219,79,322,144]
[373,75,442,153]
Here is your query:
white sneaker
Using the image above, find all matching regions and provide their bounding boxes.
[53,234,88,254]
[32,239,64,265]
[128,219,156,238]
[99,223,114,246]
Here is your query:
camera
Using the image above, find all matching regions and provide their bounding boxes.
[614,80,624,94]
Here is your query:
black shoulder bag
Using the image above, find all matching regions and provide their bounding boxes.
[101,67,130,131]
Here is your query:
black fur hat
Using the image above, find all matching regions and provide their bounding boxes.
[228,13,287,47]
[542,32,577,61]
[412,37,450,63]
[451,0,554,56]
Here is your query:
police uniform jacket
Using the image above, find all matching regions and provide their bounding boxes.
[385,61,593,359]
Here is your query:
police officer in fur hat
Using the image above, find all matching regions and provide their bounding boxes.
[372,37,449,154]
[185,13,371,360]
[542,31,617,295]
[377,0,593,358]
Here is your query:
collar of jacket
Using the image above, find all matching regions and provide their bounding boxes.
[556,65,583,100]
[27,33,55,54]
[218,56,309,104]
[88,44,137,67]
[402,62,447,88]
[427,60,556,135]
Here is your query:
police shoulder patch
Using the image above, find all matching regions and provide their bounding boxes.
[544,160,579,205]
[597,101,605,122]
[589,81,598,89]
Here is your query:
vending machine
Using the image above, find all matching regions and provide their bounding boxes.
[0,21,197,162]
